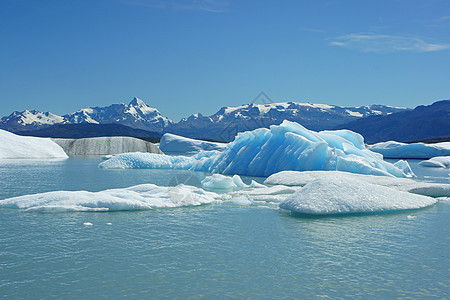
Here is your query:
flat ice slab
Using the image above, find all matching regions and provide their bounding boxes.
[265,170,450,198]
[369,141,450,159]
[0,129,68,159]
[0,184,219,212]
[160,133,226,153]
[279,176,437,215]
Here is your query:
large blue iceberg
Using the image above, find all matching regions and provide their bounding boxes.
[100,121,412,178]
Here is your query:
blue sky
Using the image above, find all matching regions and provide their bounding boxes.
[1,0,449,121]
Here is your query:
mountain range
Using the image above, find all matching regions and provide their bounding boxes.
[1,97,449,143]
[0,97,172,133]
[0,97,409,142]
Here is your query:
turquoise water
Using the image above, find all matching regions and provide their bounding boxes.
[0,158,449,299]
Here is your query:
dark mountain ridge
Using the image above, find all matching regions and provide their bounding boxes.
[336,100,450,144]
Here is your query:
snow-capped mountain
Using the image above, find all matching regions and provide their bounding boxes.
[0,98,173,133]
[0,98,409,141]
[64,97,173,132]
[0,110,64,132]
[166,102,408,141]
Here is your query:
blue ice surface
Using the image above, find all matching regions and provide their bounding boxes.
[99,121,412,178]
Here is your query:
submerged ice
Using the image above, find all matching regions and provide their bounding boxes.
[100,121,411,178]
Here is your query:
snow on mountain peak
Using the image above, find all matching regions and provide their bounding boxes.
[129,97,146,107]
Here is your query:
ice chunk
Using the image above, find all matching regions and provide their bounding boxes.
[160,133,227,153]
[279,176,437,215]
[249,180,266,188]
[53,136,163,156]
[0,184,219,212]
[100,121,411,178]
[419,156,450,168]
[394,160,415,177]
[0,129,68,159]
[201,174,238,190]
[232,175,248,188]
[265,171,450,198]
[368,141,450,159]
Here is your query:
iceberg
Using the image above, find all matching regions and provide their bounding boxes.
[52,136,163,156]
[201,174,248,190]
[201,174,239,190]
[0,184,219,212]
[368,141,450,159]
[279,176,437,215]
[100,121,411,178]
[160,133,227,153]
[0,129,68,159]
[265,171,450,198]
[419,156,450,168]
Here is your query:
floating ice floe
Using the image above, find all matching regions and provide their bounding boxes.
[99,121,411,178]
[159,133,227,153]
[419,156,450,168]
[368,141,450,159]
[0,129,68,159]
[201,174,246,190]
[0,184,220,212]
[265,171,450,198]
[279,176,437,215]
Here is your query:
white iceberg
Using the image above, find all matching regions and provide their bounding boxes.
[0,129,68,159]
[201,174,248,190]
[368,141,450,159]
[279,176,437,215]
[419,156,450,168]
[265,171,450,198]
[159,133,227,153]
[100,121,411,178]
[0,184,219,212]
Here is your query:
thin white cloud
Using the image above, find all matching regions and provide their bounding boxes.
[121,0,229,13]
[330,33,450,53]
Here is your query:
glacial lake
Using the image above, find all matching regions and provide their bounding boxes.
[0,157,449,299]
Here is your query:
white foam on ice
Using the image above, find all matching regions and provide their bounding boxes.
[368,141,450,159]
[0,184,220,212]
[0,129,68,159]
[265,171,450,198]
[99,121,411,178]
[419,156,450,168]
[160,133,227,153]
[279,176,437,215]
